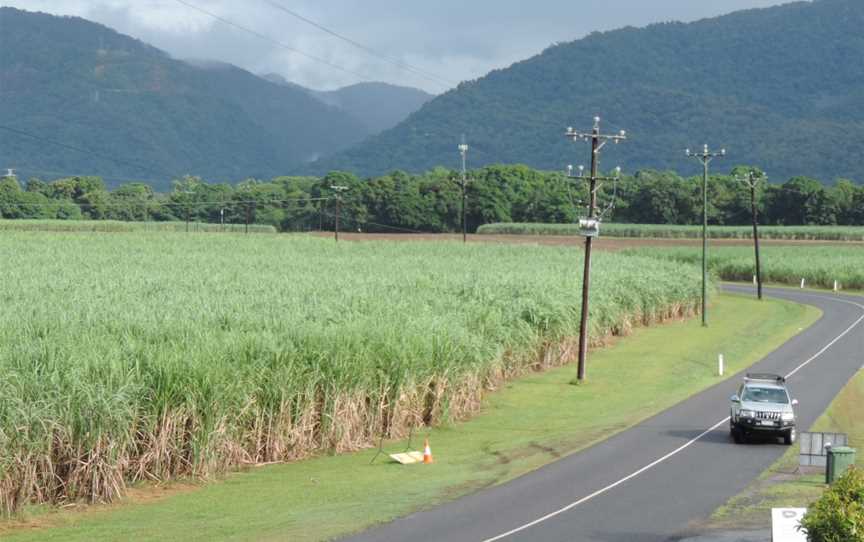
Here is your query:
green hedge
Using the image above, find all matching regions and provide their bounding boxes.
[0,220,277,234]
[800,466,864,542]
[626,246,864,291]
[477,223,864,241]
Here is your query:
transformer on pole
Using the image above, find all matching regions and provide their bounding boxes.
[564,117,626,382]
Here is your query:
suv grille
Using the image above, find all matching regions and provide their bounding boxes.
[755,411,781,421]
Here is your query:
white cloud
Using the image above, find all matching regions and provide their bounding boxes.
[1,0,789,92]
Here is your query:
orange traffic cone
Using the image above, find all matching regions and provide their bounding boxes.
[423,438,434,464]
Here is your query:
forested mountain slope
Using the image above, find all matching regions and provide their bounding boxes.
[310,0,864,183]
[0,8,369,189]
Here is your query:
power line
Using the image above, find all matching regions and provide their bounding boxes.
[173,0,372,83]
[321,209,432,235]
[1,197,330,209]
[4,166,336,206]
[259,0,456,88]
[1,126,335,208]
[7,167,173,187]
[2,126,328,191]
[165,197,330,207]
[0,124,178,181]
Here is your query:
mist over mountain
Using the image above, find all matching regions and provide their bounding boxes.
[312,83,433,134]
[309,0,864,183]
[262,74,433,135]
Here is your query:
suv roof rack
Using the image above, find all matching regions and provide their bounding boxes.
[745,373,786,384]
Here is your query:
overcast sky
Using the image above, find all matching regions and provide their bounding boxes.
[3,0,792,93]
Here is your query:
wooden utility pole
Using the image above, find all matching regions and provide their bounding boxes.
[685,144,725,326]
[330,185,349,242]
[565,117,626,382]
[736,169,766,300]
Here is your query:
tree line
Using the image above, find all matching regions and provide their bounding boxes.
[1,165,862,232]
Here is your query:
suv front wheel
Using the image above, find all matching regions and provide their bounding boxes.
[730,419,744,444]
[783,427,796,446]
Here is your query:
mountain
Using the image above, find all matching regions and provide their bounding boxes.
[312,83,432,134]
[309,0,864,183]
[261,75,432,135]
[0,8,370,190]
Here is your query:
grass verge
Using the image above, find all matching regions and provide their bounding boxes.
[0,294,819,542]
[706,368,864,531]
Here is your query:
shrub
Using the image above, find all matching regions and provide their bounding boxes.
[799,466,864,542]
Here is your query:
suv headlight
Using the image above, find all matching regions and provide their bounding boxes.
[782,412,794,422]
[740,410,755,418]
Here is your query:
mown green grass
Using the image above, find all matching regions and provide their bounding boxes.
[627,245,864,290]
[0,219,276,233]
[709,368,864,530]
[0,293,819,542]
[478,223,864,241]
[0,233,707,514]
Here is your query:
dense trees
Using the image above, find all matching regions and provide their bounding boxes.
[1,166,861,232]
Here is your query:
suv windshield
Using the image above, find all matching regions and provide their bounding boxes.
[742,386,788,404]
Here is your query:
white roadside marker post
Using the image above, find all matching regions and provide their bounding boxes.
[834,280,839,293]
[719,354,725,377]
[800,278,805,289]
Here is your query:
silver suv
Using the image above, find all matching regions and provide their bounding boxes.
[730,373,798,445]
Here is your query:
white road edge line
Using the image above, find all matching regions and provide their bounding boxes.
[481,290,864,542]
[480,418,731,542]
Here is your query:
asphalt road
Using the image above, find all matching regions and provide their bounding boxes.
[345,286,864,542]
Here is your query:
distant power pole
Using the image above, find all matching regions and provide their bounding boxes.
[736,169,766,301]
[245,201,257,235]
[458,136,469,243]
[685,144,726,326]
[181,190,194,233]
[330,185,349,242]
[565,117,627,382]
